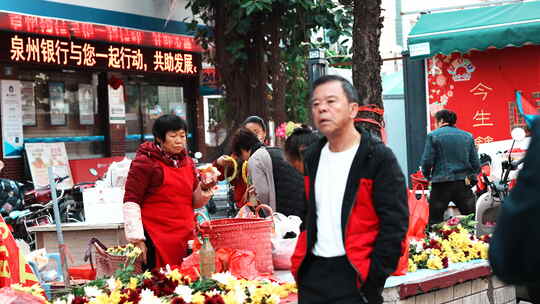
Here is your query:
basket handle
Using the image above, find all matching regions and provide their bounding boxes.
[84,238,108,270]
[255,204,274,221]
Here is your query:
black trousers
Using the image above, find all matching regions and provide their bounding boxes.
[298,255,380,304]
[429,180,475,225]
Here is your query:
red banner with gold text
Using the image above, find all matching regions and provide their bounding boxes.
[0,216,39,288]
[426,45,540,145]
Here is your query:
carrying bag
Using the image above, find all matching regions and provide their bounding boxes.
[392,185,430,276]
[84,238,142,278]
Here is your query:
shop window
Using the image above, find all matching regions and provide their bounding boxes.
[203,95,227,147]
[125,84,186,154]
[19,69,106,159]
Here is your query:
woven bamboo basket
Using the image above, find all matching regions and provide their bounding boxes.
[85,238,143,278]
[197,204,274,274]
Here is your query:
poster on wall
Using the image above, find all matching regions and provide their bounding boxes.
[426,45,540,145]
[78,84,95,125]
[25,142,73,190]
[108,85,126,124]
[49,82,66,125]
[1,80,24,158]
[21,81,36,126]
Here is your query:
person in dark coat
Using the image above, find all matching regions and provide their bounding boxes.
[291,75,408,304]
[489,118,540,303]
[420,109,480,225]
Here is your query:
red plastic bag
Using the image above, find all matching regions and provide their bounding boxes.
[408,185,429,240]
[228,249,258,280]
[392,185,430,276]
[68,264,96,280]
[180,248,258,280]
[272,238,297,270]
[0,288,46,304]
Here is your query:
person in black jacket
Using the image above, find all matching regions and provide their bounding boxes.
[230,128,306,221]
[291,75,408,304]
[284,125,320,174]
[489,118,540,303]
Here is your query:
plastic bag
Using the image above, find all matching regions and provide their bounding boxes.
[181,248,258,280]
[228,249,258,280]
[408,186,429,240]
[0,288,45,304]
[272,213,301,239]
[271,238,297,270]
[392,186,430,276]
[100,157,132,188]
[26,249,48,271]
[235,205,258,219]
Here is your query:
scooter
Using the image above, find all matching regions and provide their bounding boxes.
[475,128,526,236]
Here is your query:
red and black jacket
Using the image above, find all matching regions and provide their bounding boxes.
[291,127,409,293]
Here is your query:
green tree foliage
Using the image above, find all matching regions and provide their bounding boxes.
[185,0,352,129]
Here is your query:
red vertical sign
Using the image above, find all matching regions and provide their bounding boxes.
[426,46,540,145]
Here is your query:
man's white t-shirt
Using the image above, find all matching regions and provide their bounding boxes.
[312,142,359,257]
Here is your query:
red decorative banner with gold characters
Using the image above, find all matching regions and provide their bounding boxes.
[0,215,39,288]
[426,45,540,145]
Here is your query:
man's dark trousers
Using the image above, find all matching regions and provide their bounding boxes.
[298,254,381,304]
[428,180,475,225]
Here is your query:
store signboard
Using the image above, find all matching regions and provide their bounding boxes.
[0,32,201,76]
[1,80,24,158]
[426,46,540,144]
[25,142,73,190]
[0,12,202,52]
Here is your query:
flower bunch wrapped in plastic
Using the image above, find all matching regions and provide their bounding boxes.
[44,266,296,304]
[275,121,302,139]
[408,215,489,272]
[197,164,221,190]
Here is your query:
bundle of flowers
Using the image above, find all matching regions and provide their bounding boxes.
[21,266,296,304]
[275,122,301,139]
[107,244,143,261]
[408,215,490,272]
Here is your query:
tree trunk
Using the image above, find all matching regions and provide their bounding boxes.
[269,7,287,126]
[213,2,268,130]
[352,0,384,139]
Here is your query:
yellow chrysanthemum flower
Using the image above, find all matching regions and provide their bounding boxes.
[408,259,417,272]
[427,255,444,270]
[166,269,183,283]
[128,277,138,290]
[191,292,206,304]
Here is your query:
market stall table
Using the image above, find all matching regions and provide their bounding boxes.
[28,223,126,266]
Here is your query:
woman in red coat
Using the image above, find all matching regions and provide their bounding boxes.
[123,115,216,270]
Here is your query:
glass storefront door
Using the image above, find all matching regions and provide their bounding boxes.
[125,84,186,155]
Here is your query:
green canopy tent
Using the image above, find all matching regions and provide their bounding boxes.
[407,1,540,59]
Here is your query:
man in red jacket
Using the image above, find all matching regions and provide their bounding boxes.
[291,75,408,303]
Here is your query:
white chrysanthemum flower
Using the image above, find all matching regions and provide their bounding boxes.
[233,285,247,303]
[205,289,222,296]
[211,272,235,285]
[174,285,193,302]
[140,289,162,304]
[268,294,281,304]
[106,277,118,291]
[84,286,103,298]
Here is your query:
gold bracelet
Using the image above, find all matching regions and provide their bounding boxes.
[242,161,249,184]
[223,156,238,182]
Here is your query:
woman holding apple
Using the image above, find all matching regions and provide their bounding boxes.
[123,115,218,270]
